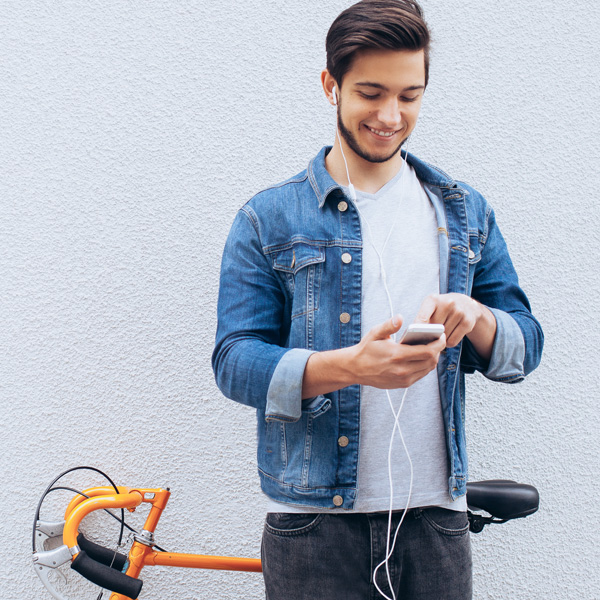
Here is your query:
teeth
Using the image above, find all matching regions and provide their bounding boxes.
[368,126,396,137]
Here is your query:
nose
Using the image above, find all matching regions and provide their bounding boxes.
[378,98,402,129]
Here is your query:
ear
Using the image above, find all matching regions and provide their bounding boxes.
[321,70,338,107]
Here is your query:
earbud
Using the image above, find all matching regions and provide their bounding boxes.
[332,86,338,106]
[348,183,357,201]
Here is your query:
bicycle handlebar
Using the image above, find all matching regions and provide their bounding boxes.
[33,475,263,600]
[71,550,143,599]
[77,533,128,571]
[63,491,144,549]
[61,490,147,597]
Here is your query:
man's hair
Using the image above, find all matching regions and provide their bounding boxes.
[326,0,431,88]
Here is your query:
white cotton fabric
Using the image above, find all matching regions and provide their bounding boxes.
[350,162,465,512]
[267,162,466,514]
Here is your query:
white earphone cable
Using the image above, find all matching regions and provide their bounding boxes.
[335,118,414,600]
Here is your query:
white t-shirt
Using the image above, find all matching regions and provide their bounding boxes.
[352,163,465,512]
[267,162,467,513]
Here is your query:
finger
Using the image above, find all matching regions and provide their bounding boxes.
[445,314,476,347]
[367,314,403,341]
[415,295,439,323]
[397,353,442,386]
[445,323,466,347]
[426,302,451,327]
[397,333,446,361]
[421,333,447,357]
[406,364,439,386]
[384,367,432,389]
[440,313,462,346]
[430,333,447,351]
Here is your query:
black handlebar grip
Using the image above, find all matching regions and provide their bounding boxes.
[71,551,143,599]
[77,533,128,571]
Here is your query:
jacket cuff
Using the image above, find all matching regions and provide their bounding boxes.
[265,348,317,422]
[484,308,526,382]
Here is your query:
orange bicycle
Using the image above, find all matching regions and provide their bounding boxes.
[32,466,539,600]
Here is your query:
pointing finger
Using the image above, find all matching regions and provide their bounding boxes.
[416,295,438,323]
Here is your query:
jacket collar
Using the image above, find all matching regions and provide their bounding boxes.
[308,146,459,209]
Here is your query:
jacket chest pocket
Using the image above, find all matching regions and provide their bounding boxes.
[271,243,325,319]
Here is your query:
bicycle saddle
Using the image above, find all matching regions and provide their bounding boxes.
[466,480,539,520]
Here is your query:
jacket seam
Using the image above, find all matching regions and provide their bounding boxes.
[251,173,309,198]
[259,467,349,491]
[266,413,299,423]
[264,238,361,254]
[239,205,261,238]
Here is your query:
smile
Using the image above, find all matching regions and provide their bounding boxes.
[365,125,399,138]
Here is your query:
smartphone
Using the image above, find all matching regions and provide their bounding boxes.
[399,323,445,345]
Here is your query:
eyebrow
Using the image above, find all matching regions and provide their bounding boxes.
[354,82,425,92]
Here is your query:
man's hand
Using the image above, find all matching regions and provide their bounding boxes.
[351,315,446,389]
[301,315,446,399]
[416,293,497,360]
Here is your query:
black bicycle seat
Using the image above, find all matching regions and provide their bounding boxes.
[466,480,539,520]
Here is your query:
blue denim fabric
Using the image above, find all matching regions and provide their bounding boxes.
[212,147,544,509]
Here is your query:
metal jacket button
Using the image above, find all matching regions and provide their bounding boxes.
[338,201,348,212]
[339,313,350,324]
[333,495,344,507]
[338,436,349,447]
[341,252,352,264]
[468,249,475,259]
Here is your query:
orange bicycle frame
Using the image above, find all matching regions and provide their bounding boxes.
[62,485,262,600]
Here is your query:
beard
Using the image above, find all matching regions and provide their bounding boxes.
[337,104,407,164]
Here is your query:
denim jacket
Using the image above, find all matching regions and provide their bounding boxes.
[212,146,543,509]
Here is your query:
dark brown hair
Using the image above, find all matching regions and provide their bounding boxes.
[326,0,431,88]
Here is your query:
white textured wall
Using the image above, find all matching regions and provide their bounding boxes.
[2,1,599,599]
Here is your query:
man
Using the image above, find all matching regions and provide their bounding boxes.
[212,1,543,598]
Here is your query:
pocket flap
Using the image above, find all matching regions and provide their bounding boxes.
[301,394,332,418]
[272,244,325,274]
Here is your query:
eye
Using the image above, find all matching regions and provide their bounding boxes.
[401,96,419,103]
[359,93,379,100]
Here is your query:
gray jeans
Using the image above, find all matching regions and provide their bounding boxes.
[262,508,472,600]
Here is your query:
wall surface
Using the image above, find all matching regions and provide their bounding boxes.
[2,1,599,599]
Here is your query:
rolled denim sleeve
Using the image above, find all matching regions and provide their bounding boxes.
[212,207,310,422]
[265,348,317,422]
[483,308,525,382]
[461,203,543,380]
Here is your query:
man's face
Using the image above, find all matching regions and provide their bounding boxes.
[335,49,426,164]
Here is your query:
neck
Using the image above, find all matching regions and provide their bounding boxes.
[325,135,405,195]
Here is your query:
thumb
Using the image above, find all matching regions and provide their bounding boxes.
[368,314,403,340]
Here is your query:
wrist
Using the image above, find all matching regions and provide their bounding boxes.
[340,344,361,387]
[302,346,360,399]
[467,299,497,360]
[475,299,494,328]
[472,298,487,325]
